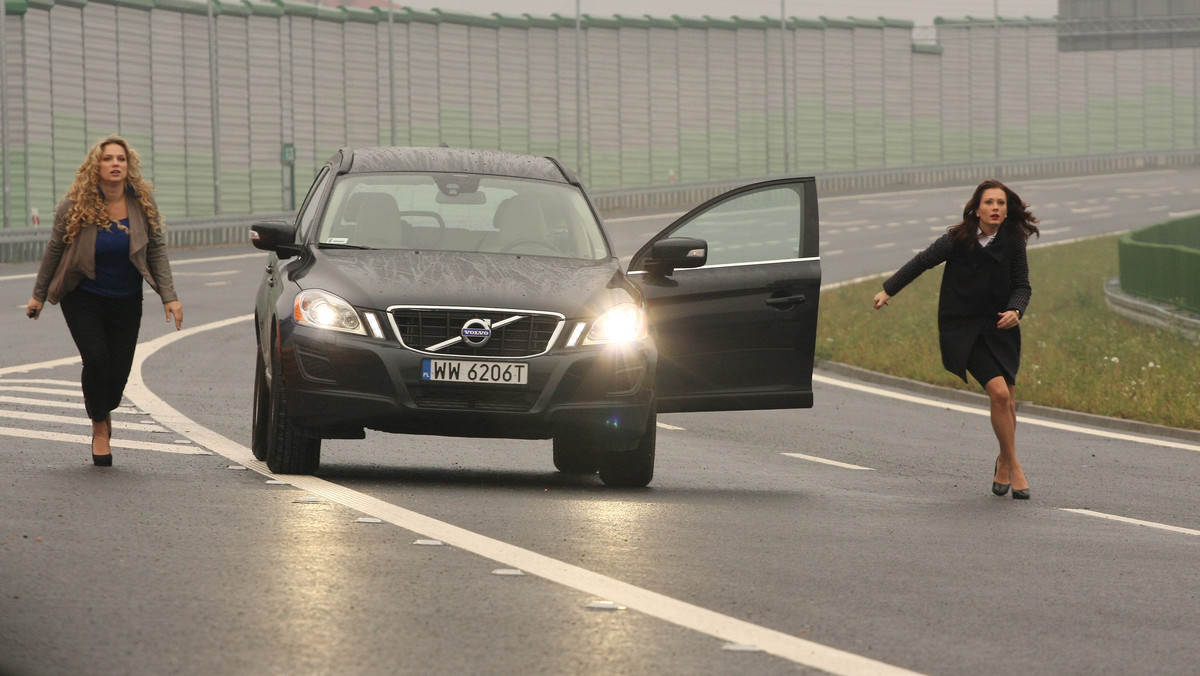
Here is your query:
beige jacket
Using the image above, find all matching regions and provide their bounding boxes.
[32,193,178,305]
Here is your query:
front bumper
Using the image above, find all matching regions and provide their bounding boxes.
[278,324,655,446]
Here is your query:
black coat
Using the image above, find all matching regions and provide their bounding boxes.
[883,225,1032,382]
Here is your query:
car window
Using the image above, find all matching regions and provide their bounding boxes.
[667,185,803,266]
[296,167,333,241]
[316,173,609,260]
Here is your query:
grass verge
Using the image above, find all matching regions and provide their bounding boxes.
[816,234,1200,431]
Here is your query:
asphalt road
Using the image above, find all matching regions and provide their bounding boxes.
[2,168,1198,676]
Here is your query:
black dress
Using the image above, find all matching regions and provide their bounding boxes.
[882,225,1032,383]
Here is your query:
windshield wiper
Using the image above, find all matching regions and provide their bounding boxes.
[318,242,376,250]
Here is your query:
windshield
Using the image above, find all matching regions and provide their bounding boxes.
[316,172,609,260]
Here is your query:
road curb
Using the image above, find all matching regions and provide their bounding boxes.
[816,360,1200,444]
[1103,277,1200,343]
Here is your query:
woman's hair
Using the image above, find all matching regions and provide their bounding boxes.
[62,135,161,243]
[948,178,1039,248]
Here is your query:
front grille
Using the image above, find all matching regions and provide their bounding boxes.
[409,386,539,412]
[389,307,563,358]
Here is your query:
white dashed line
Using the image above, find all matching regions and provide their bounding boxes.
[782,453,874,470]
[1060,509,1200,537]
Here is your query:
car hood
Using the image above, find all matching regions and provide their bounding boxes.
[298,249,636,318]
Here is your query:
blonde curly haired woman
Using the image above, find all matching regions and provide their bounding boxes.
[27,135,183,466]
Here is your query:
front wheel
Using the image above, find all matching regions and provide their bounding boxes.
[265,344,321,474]
[251,347,270,461]
[598,408,656,488]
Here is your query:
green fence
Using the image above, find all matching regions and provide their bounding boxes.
[4,3,1200,228]
[1119,217,1200,315]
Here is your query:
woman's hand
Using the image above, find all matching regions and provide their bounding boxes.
[872,290,891,310]
[164,300,184,330]
[997,309,1020,330]
[26,298,43,320]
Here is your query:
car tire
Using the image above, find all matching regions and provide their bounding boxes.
[598,408,656,488]
[265,343,321,474]
[251,347,270,461]
[552,435,599,474]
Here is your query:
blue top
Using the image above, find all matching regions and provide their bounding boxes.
[77,218,144,298]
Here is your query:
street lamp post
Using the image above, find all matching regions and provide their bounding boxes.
[1,0,10,228]
[995,0,1002,160]
[207,0,222,215]
[575,0,583,178]
[781,0,789,174]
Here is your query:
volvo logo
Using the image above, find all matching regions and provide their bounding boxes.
[460,318,492,347]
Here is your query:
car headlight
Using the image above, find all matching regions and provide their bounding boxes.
[584,303,647,345]
[293,289,366,335]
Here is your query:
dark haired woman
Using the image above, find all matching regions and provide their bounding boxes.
[27,135,183,466]
[872,179,1039,499]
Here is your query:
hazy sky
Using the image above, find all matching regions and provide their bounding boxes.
[403,1,1060,26]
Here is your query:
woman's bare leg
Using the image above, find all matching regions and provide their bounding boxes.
[986,377,1027,491]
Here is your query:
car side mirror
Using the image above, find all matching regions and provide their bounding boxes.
[250,220,303,259]
[640,237,707,277]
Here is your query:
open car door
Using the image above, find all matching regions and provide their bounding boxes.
[628,177,820,413]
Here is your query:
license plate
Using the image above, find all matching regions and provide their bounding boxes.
[421,359,528,385]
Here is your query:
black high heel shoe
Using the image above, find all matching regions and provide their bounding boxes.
[1012,487,1030,500]
[992,460,1010,496]
[92,429,113,467]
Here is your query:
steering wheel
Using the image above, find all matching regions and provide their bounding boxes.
[501,239,559,255]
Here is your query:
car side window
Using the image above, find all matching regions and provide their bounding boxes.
[668,185,804,266]
[296,168,334,241]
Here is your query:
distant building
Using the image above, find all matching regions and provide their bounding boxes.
[1058,0,1200,49]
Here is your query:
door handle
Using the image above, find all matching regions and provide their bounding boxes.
[766,294,806,308]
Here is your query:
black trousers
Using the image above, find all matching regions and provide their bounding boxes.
[60,289,143,423]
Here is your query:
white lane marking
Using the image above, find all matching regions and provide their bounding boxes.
[1038,227,1073,236]
[0,355,81,375]
[174,270,240,277]
[813,374,1200,454]
[1168,209,1200,218]
[873,243,896,250]
[0,385,80,397]
[604,211,686,223]
[0,426,207,454]
[1061,509,1200,537]
[0,395,89,410]
[0,409,165,433]
[119,316,924,676]
[782,453,874,470]
[656,422,686,431]
[173,252,262,265]
[0,378,78,387]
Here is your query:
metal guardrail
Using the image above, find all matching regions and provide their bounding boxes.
[4,149,1199,265]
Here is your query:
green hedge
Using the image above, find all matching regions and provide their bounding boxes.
[1119,216,1200,314]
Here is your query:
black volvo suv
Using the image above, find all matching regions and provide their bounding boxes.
[251,147,820,487]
